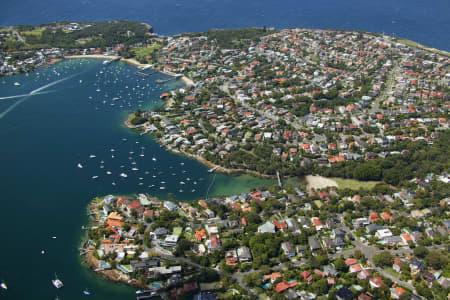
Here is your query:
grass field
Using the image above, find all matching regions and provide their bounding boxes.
[396,38,450,57]
[133,43,161,61]
[21,28,44,37]
[330,177,379,190]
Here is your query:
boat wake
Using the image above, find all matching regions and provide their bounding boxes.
[0,92,48,101]
[0,73,81,120]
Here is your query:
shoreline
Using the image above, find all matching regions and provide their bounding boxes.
[124,117,275,179]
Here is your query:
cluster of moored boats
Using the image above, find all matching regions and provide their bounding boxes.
[77,138,204,192]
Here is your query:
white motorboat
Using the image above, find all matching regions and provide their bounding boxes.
[52,274,64,289]
[77,163,83,168]
[0,281,7,290]
[120,173,128,178]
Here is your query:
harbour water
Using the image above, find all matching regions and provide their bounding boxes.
[0,59,273,299]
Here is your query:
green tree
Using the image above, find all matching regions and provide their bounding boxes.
[373,251,393,267]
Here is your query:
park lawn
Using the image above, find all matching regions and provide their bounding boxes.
[21,28,44,37]
[133,43,161,60]
[330,177,379,190]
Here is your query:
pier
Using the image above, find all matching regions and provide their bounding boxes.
[135,70,157,77]
[276,171,282,188]
[208,166,219,173]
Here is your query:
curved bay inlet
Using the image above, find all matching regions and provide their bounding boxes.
[0,58,274,300]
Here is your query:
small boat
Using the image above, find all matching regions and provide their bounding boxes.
[14,82,21,86]
[89,155,96,159]
[159,187,166,190]
[41,250,45,254]
[106,171,112,175]
[92,176,99,179]
[77,163,83,169]
[132,168,139,171]
[120,173,128,178]
[112,182,116,186]
[152,157,157,162]
[83,289,90,295]
[0,281,7,290]
[52,274,64,289]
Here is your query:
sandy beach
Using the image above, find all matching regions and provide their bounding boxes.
[64,54,120,60]
[120,57,150,67]
[181,75,195,87]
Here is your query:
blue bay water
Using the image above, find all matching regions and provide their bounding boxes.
[1,0,449,51]
[0,59,273,299]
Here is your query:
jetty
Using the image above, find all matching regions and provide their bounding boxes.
[276,171,282,188]
[135,70,157,77]
[208,166,219,173]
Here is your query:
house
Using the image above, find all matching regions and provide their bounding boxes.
[301,271,313,283]
[336,287,353,300]
[358,293,372,300]
[393,258,406,273]
[164,201,179,211]
[323,264,338,277]
[162,235,179,247]
[263,272,282,283]
[154,227,168,238]
[366,224,386,233]
[236,246,252,262]
[331,228,346,239]
[380,211,393,222]
[369,212,380,223]
[357,269,372,280]
[207,235,221,251]
[345,258,358,267]
[258,221,276,233]
[332,237,346,249]
[281,242,296,257]
[400,233,413,245]
[349,264,363,273]
[422,271,436,284]
[275,280,297,293]
[103,204,112,215]
[369,276,383,289]
[104,194,115,205]
[375,228,393,239]
[311,217,324,230]
[126,200,142,214]
[308,237,322,252]
[410,258,424,275]
[391,286,407,299]
[225,250,238,266]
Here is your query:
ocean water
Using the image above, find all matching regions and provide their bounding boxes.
[0,59,273,299]
[1,0,449,51]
